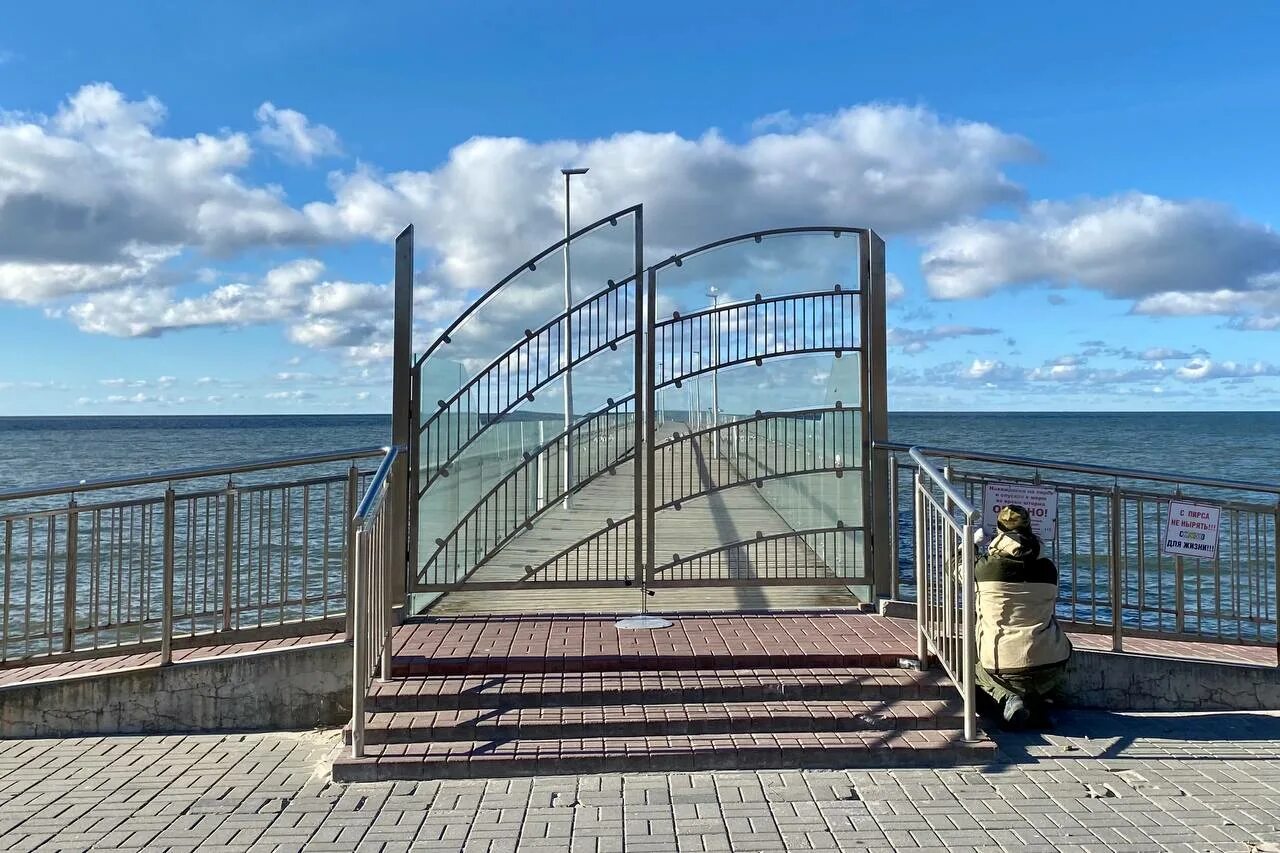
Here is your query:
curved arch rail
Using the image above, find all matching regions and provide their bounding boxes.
[417,396,637,589]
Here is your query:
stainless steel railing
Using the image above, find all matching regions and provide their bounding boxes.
[0,446,385,665]
[350,445,400,758]
[879,440,1280,662]
[910,448,978,741]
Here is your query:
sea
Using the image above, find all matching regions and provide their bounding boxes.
[2,412,1277,492]
[0,412,1276,644]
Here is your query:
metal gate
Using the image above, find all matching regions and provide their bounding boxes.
[398,206,889,601]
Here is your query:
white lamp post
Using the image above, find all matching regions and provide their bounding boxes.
[561,167,587,510]
[707,286,721,458]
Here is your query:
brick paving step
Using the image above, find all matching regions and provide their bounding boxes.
[366,667,951,713]
[389,650,907,677]
[331,730,996,782]
[344,698,964,745]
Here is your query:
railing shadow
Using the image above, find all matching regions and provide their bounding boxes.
[989,708,1280,767]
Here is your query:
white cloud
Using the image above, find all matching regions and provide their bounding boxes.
[255,102,342,165]
[305,105,1035,291]
[888,324,997,353]
[885,273,906,303]
[264,389,316,401]
[1174,357,1280,382]
[922,194,1280,323]
[0,84,329,302]
[1229,315,1280,331]
[62,259,427,366]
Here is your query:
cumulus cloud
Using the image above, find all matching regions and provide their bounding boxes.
[922,194,1280,325]
[304,105,1035,290]
[255,102,342,164]
[64,258,393,347]
[0,83,331,302]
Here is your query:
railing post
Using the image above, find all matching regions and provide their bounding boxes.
[381,471,394,683]
[351,530,366,758]
[344,464,358,642]
[161,486,176,666]
[1109,482,1124,652]
[888,454,900,600]
[1274,501,1279,668]
[914,469,928,668]
[63,496,78,653]
[960,518,977,742]
[1174,554,1185,635]
[222,480,235,633]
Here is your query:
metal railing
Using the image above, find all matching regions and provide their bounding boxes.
[880,441,1280,663]
[0,447,385,665]
[350,446,400,758]
[910,448,978,741]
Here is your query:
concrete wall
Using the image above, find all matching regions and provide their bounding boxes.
[1065,649,1280,712]
[0,641,351,739]
[876,600,1280,712]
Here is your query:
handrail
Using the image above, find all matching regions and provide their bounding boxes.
[879,440,1280,496]
[355,446,400,524]
[0,445,387,502]
[908,447,978,519]
[350,444,402,759]
[415,204,642,368]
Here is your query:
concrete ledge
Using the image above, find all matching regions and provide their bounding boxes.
[878,598,917,619]
[1067,648,1280,712]
[0,640,352,738]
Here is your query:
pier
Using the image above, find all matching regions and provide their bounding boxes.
[1,208,1279,848]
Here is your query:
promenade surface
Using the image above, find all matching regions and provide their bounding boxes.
[2,710,1279,852]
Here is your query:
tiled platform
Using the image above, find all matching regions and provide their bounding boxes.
[390,612,917,675]
[0,632,342,688]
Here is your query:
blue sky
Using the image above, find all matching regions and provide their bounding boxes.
[2,1,1279,414]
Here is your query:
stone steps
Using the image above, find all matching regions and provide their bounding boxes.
[332,730,994,781]
[332,615,992,782]
[365,666,953,712]
[343,698,964,745]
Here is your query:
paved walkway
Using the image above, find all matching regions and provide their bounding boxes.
[2,711,1280,852]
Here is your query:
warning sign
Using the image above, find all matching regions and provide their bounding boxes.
[1161,500,1221,560]
[982,482,1058,540]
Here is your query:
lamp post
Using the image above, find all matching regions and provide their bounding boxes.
[706,286,721,458]
[561,167,587,510]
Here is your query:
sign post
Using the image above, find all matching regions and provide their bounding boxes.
[982,482,1058,541]
[1161,500,1220,560]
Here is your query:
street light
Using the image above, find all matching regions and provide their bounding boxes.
[561,167,587,510]
[707,286,721,458]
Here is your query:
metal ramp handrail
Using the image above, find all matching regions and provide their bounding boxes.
[909,446,979,741]
[349,445,401,759]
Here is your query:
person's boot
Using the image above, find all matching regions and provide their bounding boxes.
[1001,695,1030,728]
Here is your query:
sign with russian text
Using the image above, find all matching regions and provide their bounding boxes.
[982,481,1057,540]
[1161,500,1220,559]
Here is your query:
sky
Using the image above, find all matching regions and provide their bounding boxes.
[2,1,1279,415]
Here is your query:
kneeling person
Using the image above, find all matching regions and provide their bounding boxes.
[976,504,1072,727]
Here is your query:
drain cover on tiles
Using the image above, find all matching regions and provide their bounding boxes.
[615,615,672,630]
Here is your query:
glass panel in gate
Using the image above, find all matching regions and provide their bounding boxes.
[412,208,642,596]
[645,230,872,601]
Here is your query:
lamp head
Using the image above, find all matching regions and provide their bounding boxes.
[561,168,589,176]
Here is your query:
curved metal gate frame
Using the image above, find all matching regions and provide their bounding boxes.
[396,207,890,601]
